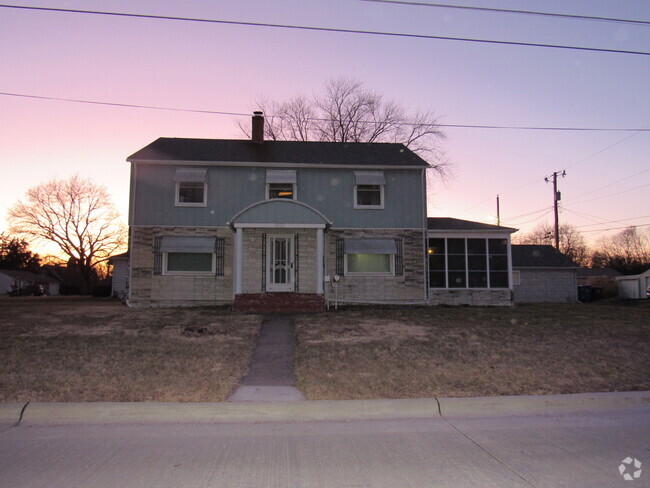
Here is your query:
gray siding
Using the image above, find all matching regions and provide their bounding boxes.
[132,164,424,229]
[513,269,578,303]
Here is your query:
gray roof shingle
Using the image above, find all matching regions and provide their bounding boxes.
[511,245,578,268]
[128,138,430,167]
[427,217,517,232]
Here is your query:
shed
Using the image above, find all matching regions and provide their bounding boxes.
[109,252,129,300]
[616,269,650,299]
[511,245,579,303]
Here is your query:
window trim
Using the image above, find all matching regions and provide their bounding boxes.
[512,270,521,286]
[163,251,216,275]
[266,182,297,200]
[175,181,207,207]
[354,184,385,209]
[344,253,395,276]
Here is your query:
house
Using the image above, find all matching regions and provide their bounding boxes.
[126,112,430,311]
[511,245,579,303]
[616,269,650,299]
[0,269,60,295]
[108,252,129,300]
[426,218,516,306]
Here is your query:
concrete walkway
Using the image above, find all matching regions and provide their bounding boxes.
[228,315,306,402]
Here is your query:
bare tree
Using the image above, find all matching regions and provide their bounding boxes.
[591,227,650,274]
[7,175,127,293]
[238,78,448,175]
[513,222,590,266]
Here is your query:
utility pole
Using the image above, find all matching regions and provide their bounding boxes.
[496,194,500,226]
[545,170,566,250]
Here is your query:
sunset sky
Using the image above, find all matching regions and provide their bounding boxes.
[1,0,649,253]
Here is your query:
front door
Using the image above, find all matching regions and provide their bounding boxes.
[267,235,293,292]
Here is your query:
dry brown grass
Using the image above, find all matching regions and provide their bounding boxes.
[0,296,261,402]
[294,301,650,400]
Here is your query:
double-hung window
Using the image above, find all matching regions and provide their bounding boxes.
[354,171,385,209]
[266,170,296,200]
[174,168,207,206]
[343,238,397,276]
[428,237,510,288]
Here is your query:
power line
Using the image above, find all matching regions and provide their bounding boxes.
[569,182,650,206]
[1,4,650,56]
[564,210,650,229]
[580,223,650,234]
[359,0,650,26]
[564,167,650,203]
[4,91,650,133]
[502,209,554,227]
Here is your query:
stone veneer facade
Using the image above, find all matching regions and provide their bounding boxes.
[324,228,426,304]
[129,226,233,307]
[428,289,512,306]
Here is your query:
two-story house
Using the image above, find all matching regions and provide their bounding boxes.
[126,112,430,311]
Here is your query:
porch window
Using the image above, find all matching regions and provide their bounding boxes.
[428,237,509,289]
[174,168,207,206]
[354,172,385,209]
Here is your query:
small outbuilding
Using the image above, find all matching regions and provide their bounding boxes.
[616,269,650,299]
[511,245,579,303]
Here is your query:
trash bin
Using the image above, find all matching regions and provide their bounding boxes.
[578,285,592,302]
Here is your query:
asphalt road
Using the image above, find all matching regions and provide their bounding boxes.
[0,401,647,488]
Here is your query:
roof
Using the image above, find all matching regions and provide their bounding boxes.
[511,245,579,269]
[0,269,59,283]
[576,267,622,278]
[127,138,430,168]
[427,217,517,232]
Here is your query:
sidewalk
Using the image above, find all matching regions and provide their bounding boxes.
[2,391,647,427]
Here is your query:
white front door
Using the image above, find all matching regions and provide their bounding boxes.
[267,235,293,292]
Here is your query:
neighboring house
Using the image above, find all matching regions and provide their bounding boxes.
[511,245,579,303]
[427,218,516,306]
[126,113,430,310]
[616,269,650,299]
[109,252,129,300]
[0,269,60,295]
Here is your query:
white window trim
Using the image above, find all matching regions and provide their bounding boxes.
[512,270,521,286]
[175,182,208,207]
[344,253,395,276]
[353,184,385,209]
[163,252,216,275]
[266,182,297,200]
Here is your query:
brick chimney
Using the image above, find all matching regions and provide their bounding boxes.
[252,111,264,143]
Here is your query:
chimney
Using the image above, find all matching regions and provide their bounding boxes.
[252,111,264,143]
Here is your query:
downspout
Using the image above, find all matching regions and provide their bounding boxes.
[422,167,429,305]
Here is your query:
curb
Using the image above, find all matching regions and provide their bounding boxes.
[438,391,650,418]
[6,391,648,426]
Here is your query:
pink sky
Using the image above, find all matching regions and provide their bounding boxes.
[1,0,649,254]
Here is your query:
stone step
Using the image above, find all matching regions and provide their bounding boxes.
[233,293,325,313]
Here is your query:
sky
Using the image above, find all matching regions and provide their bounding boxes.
[1,0,649,255]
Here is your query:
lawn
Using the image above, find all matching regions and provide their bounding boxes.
[294,301,650,400]
[0,297,262,402]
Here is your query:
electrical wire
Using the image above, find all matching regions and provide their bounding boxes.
[502,208,554,227]
[1,4,650,56]
[569,182,650,206]
[359,1,650,26]
[564,167,650,203]
[580,223,650,233]
[4,91,649,133]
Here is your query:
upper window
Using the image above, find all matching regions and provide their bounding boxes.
[428,237,510,289]
[268,183,295,200]
[266,170,297,200]
[174,168,207,207]
[354,171,385,209]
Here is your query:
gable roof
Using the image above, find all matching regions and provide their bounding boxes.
[511,245,578,268]
[427,217,517,232]
[577,267,622,278]
[127,138,430,168]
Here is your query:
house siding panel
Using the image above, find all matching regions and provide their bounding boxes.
[132,164,424,229]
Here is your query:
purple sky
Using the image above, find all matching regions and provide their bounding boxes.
[1,0,649,252]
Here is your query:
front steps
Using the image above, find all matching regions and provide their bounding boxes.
[233,293,326,313]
